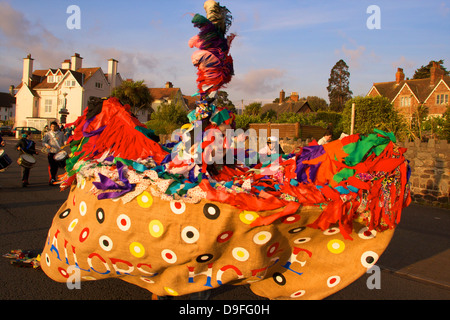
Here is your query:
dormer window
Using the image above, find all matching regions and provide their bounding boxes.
[48,76,54,83]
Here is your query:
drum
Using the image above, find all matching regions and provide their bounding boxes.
[54,150,68,168]
[0,149,12,170]
[17,154,36,169]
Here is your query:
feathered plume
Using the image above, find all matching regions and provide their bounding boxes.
[203,0,233,36]
[190,1,235,97]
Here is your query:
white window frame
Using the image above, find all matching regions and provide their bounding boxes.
[436,94,449,105]
[400,96,411,107]
[45,99,52,113]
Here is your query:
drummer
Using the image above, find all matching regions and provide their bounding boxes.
[15,131,38,187]
[42,121,67,186]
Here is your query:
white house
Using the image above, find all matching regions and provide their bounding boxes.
[14,53,123,130]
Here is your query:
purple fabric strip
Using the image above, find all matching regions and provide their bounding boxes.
[82,117,106,138]
[92,161,135,199]
[295,146,325,183]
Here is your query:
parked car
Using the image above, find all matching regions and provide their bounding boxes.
[12,127,42,136]
[0,126,14,136]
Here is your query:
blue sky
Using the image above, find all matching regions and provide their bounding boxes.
[1,0,449,107]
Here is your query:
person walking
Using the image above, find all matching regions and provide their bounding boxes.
[15,131,38,187]
[42,121,66,186]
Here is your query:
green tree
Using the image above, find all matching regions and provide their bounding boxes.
[413,60,449,79]
[261,109,277,122]
[341,96,407,138]
[146,102,188,135]
[234,114,261,130]
[243,102,262,116]
[111,80,154,115]
[442,105,450,142]
[215,91,236,114]
[411,104,429,141]
[305,96,328,111]
[327,59,352,112]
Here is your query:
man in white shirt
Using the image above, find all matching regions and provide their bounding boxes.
[258,136,284,161]
[42,121,66,185]
[318,130,332,146]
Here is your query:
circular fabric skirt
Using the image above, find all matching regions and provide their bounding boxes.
[40,179,393,300]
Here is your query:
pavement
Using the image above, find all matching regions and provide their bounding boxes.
[0,135,449,301]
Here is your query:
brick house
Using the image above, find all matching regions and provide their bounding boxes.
[367,62,450,119]
[261,90,312,116]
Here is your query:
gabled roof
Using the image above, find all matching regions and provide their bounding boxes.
[424,77,450,103]
[148,87,181,100]
[261,100,312,115]
[76,67,103,84]
[16,67,104,91]
[369,76,450,103]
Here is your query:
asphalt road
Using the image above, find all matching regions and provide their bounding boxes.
[1,136,449,303]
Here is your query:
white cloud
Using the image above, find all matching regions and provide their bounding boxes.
[91,47,159,81]
[0,2,68,68]
[228,68,285,96]
[339,44,366,68]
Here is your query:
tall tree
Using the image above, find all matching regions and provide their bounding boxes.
[413,60,449,79]
[215,91,236,114]
[327,59,352,112]
[111,80,154,115]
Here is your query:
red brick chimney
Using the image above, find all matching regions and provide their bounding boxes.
[430,61,444,85]
[395,68,405,84]
[290,92,299,102]
[279,89,285,104]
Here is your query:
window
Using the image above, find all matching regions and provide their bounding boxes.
[47,76,54,83]
[95,82,103,89]
[66,80,76,87]
[436,94,449,105]
[45,99,52,113]
[400,96,411,107]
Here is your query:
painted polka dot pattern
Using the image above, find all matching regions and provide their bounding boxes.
[137,191,153,208]
[41,179,397,300]
[170,200,186,214]
[148,220,164,238]
[181,226,200,244]
[117,214,131,231]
